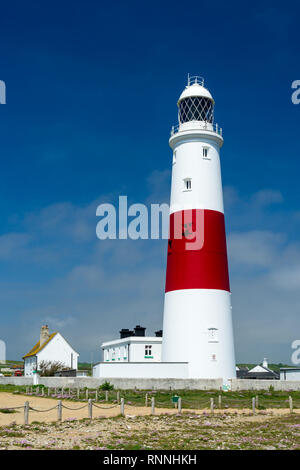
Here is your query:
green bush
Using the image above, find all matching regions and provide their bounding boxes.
[100,381,114,391]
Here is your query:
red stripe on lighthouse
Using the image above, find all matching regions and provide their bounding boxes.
[165,209,230,293]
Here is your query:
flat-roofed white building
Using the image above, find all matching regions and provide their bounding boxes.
[102,326,162,363]
[280,368,300,381]
[92,325,188,379]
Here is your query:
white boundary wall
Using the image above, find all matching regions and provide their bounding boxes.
[1,376,300,391]
[0,376,222,390]
[93,362,189,379]
[230,379,300,391]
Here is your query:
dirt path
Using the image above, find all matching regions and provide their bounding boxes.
[0,393,299,426]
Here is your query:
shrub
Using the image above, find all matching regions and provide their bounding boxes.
[38,360,68,377]
[100,381,114,391]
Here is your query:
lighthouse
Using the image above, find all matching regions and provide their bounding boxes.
[162,76,236,381]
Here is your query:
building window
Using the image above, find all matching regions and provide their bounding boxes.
[173,150,177,165]
[208,327,218,342]
[183,178,192,191]
[203,147,209,158]
[145,345,152,357]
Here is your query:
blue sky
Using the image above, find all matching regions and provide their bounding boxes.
[0,0,299,363]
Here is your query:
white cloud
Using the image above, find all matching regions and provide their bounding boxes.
[0,233,32,259]
[228,230,285,268]
[250,189,284,207]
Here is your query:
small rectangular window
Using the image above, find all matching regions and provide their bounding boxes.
[145,345,152,356]
[208,327,218,342]
[183,178,192,190]
[203,147,209,158]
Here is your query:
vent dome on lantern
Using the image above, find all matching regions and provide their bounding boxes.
[178,83,214,104]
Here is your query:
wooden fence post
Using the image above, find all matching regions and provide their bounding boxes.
[26,387,29,395]
[41,387,44,396]
[36,386,39,395]
[178,397,182,414]
[86,389,89,400]
[24,401,29,425]
[210,398,214,414]
[255,395,259,408]
[54,387,57,396]
[218,395,222,409]
[57,400,62,422]
[252,397,256,415]
[77,388,80,399]
[289,396,293,414]
[117,391,120,404]
[145,393,148,407]
[151,397,155,415]
[120,398,125,416]
[95,389,98,401]
[105,390,108,401]
[88,399,93,419]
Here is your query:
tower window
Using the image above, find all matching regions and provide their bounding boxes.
[183,178,192,191]
[173,150,177,165]
[208,327,219,342]
[203,147,209,158]
[145,345,152,356]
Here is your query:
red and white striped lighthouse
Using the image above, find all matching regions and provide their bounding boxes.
[162,76,236,381]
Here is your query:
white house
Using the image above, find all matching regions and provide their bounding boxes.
[92,325,188,379]
[102,326,162,363]
[23,325,79,376]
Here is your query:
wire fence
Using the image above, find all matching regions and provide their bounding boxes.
[21,386,300,409]
[0,389,299,426]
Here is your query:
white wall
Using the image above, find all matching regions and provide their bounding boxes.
[93,362,188,379]
[24,356,37,376]
[37,333,78,371]
[129,342,161,362]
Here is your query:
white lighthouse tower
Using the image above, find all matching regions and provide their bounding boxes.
[162,76,236,382]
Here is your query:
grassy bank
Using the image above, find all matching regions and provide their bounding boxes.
[1,384,300,410]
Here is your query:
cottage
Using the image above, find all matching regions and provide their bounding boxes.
[23,325,79,376]
[241,359,279,380]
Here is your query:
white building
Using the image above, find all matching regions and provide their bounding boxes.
[93,326,171,378]
[23,325,79,376]
[280,368,300,381]
[102,326,162,363]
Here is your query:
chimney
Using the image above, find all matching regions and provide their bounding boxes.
[119,329,134,339]
[40,325,50,346]
[262,358,268,369]
[134,325,146,337]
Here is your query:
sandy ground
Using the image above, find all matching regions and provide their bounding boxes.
[0,392,299,426]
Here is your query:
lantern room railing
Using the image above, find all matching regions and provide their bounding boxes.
[170,121,223,137]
